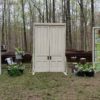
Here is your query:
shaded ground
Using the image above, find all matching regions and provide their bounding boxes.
[0,64,100,100]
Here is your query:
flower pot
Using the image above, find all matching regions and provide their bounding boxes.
[76,70,85,76]
[76,70,94,77]
[85,71,94,77]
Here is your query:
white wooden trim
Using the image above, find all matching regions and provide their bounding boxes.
[93,27,100,29]
[64,25,67,74]
[92,27,95,69]
[92,27,100,72]
[32,24,35,74]
[0,43,1,75]
[32,23,67,74]
[34,23,66,26]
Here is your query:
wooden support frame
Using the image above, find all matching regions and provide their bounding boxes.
[92,27,100,72]
[32,23,67,75]
[0,43,1,75]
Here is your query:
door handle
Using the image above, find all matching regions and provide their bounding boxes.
[47,56,52,60]
[47,56,49,60]
[50,56,52,60]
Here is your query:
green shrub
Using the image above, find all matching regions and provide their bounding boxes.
[77,63,93,72]
[8,64,25,76]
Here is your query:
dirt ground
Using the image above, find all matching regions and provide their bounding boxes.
[0,64,100,100]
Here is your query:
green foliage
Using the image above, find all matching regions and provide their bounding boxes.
[8,64,25,76]
[77,63,93,71]
[15,47,24,55]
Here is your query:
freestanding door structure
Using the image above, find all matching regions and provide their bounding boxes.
[0,44,1,75]
[93,27,100,72]
[33,23,67,74]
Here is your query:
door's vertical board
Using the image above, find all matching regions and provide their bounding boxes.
[49,25,66,72]
[50,26,65,55]
[34,26,49,72]
[35,26,49,56]
[0,41,1,75]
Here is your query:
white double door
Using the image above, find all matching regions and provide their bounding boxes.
[34,25,66,72]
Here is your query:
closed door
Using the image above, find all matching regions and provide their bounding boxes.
[34,26,50,72]
[34,25,66,72]
[49,26,65,72]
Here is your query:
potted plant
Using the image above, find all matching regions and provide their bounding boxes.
[15,47,25,64]
[76,63,94,77]
[7,64,25,76]
[76,58,95,77]
[84,64,95,77]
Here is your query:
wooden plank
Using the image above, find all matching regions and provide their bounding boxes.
[34,23,66,26]
[34,25,49,72]
[50,25,66,72]
[0,46,1,75]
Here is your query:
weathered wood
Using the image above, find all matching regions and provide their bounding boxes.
[66,50,92,62]
[33,23,66,73]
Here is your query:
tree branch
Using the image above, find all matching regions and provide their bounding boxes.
[29,0,43,20]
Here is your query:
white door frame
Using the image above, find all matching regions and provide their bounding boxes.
[92,27,100,72]
[32,23,67,75]
[0,42,1,75]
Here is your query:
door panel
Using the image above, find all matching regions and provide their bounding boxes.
[50,56,65,72]
[35,56,50,72]
[49,26,66,72]
[35,26,49,72]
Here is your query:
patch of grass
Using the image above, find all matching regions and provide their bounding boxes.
[0,64,100,100]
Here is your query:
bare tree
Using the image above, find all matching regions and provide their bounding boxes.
[21,0,27,51]
[78,0,85,50]
[65,0,72,49]
[53,0,55,22]
[46,0,48,22]
[91,0,95,28]
[31,0,44,22]
[62,0,64,22]
[67,0,72,49]
[1,0,6,45]
[29,1,34,52]
[49,0,52,22]
[8,0,11,50]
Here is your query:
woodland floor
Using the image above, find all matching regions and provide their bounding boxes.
[0,64,100,100]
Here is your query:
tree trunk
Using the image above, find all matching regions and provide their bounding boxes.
[46,0,48,22]
[66,0,69,49]
[79,0,85,50]
[53,0,55,23]
[62,0,64,22]
[42,11,45,23]
[66,0,72,50]
[1,0,6,45]
[49,0,51,22]
[21,0,27,51]
[29,1,34,52]
[67,0,72,49]
[91,0,95,28]
[8,0,11,50]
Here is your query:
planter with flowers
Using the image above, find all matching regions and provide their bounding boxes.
[76,63,94,77]
[76,58,95,77]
